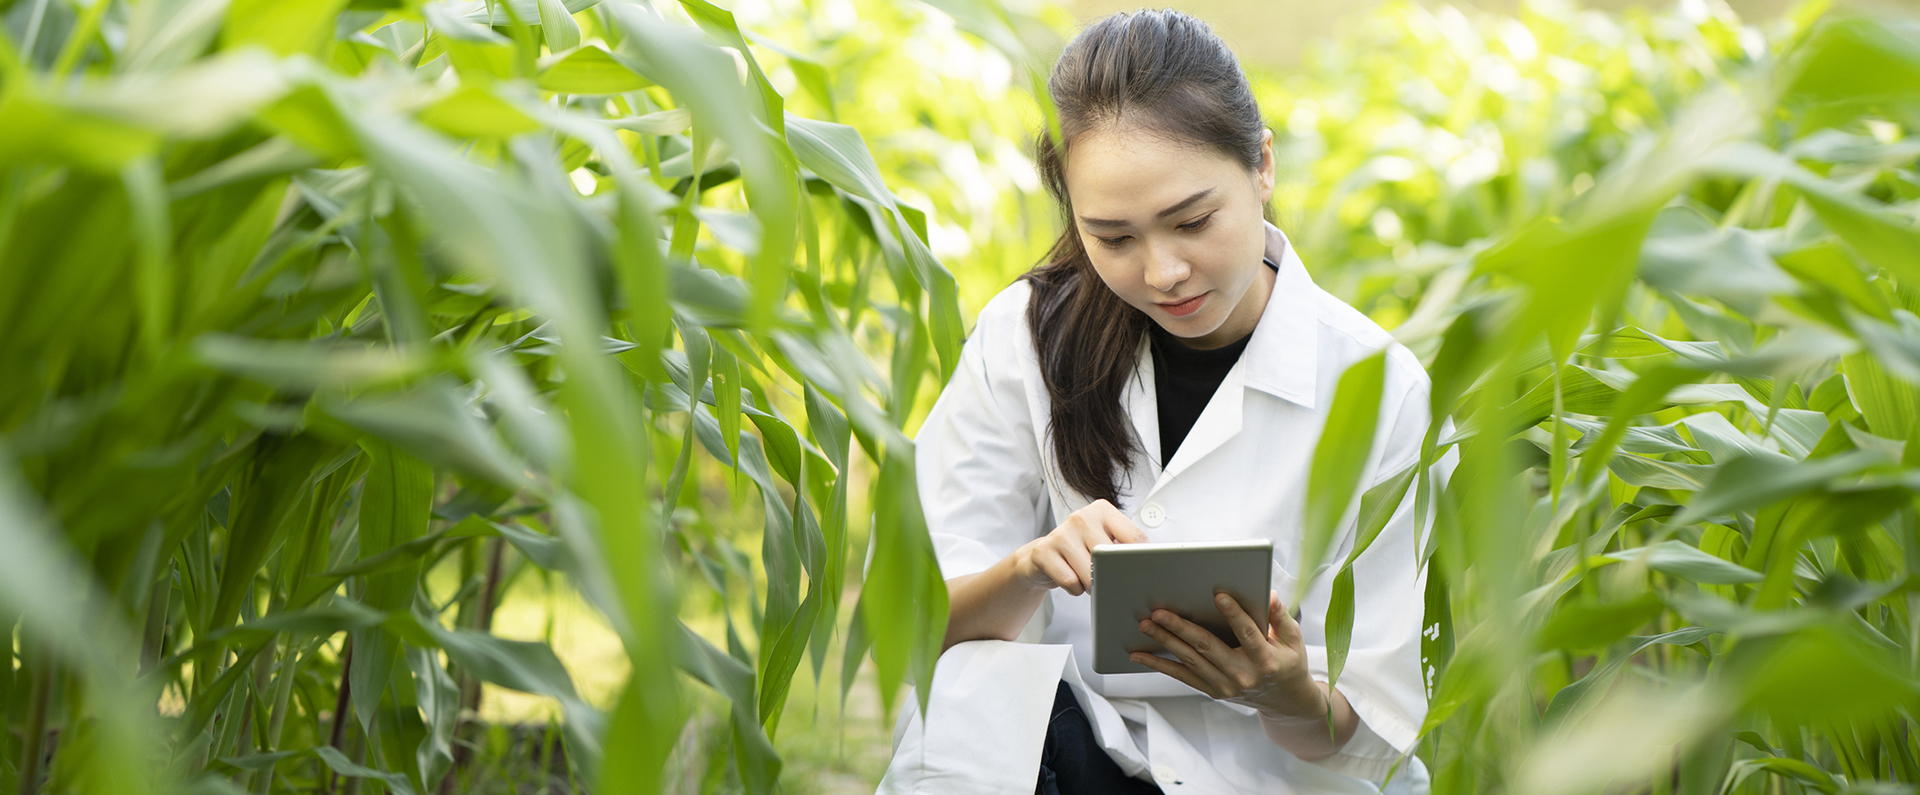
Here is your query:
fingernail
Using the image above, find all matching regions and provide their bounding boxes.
[1216,594,1231,605]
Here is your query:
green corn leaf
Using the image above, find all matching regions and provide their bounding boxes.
[537,45,649,94]
[1738,624,1920,725]
[1606,453,1713,491]
[1784,17,1920,110]
[1542,627,1716,727]
[535,0,581,53]
[347,440,432,733]
[1298,351,1387,601]
[195,334,430,390]
[1323,460,1419,689]
[223,0,348,55]
[417,85,541,139]
[671,621,780,792]
[1724,758,1839,795]
[860,452,948,718]
[421,622,603,761]
[1325,567,1356,688]
[314,746,419,795]
[1536,593,1666,653]
[1603,541,1763,584]
[322,381,532,491]
[211,434,339,632]
[1843,352,1920,441]
[714,344,744,466]
[0,454,155,795]
[1674,448,1887,525]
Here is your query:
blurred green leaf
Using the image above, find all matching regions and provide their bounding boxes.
[1536,593,1665,653]
[196,334,429,390]
[536,0,582,52]
[1603,540,1763,584]
[417,85,541,139]
[538,45,651,94]
[1675,449,1887,524]
[1299,352,1387,598]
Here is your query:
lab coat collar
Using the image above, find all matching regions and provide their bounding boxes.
[1128,223,1319,498]
[1151,357,1245,486]
[1244,222,1321,410]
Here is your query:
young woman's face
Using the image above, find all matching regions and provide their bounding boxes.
[1062,126,1277,349]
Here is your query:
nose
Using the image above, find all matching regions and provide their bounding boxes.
[1143,245,1189,294]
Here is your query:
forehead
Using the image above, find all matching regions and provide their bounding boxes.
[1062,127,1246,218]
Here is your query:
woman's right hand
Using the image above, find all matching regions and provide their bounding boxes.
[1011,499,1150,595]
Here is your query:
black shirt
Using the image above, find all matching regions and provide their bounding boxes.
[1146,258,1278,467]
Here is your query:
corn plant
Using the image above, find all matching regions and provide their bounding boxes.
[1261,3,1920,792]
[0,0,1006,792]
[10,0,1920,793]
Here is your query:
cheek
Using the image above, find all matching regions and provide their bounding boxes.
[1085,255,1128,291]
[1086,254,1152,305]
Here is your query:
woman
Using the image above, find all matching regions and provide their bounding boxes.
[881,9,1435,795]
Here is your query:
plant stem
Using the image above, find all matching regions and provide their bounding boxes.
[1,613,14,744]
[479,537,504,633]
[438,538,506,795]
[324,639,353,795]
[18,647,53,795]
[252,637,308,795]
[138,563,172,678]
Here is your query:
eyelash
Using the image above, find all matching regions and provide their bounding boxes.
[1094,213,1214,249]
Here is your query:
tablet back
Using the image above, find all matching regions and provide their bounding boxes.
[1090,539,1273,675]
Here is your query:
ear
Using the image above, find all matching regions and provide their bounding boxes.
[1256,128,1276,204]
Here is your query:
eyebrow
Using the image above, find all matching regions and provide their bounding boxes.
[1077,188,1216,229]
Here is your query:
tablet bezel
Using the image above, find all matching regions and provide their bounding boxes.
[1089,539,1274,675]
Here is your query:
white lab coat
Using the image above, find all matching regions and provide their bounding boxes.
[880,223,1440,795]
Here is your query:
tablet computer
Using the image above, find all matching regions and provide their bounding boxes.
[1090,539,1273,675]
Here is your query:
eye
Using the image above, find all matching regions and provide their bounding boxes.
[1095,235,1132,249]
[1178,212,1215,232]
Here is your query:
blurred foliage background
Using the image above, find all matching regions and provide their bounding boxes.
[2,0,1920,793]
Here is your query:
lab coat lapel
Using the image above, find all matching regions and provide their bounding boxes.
[1149,362,1246,490]
[1242,223,1320,410]
[1119,335,1161,510]
[1138,222,1316,499]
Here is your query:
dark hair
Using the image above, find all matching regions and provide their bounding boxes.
[1023,9,1268,505]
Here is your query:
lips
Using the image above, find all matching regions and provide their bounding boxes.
[1157,293,1207,318]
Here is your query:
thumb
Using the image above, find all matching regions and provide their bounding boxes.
[1268,590,1300,644]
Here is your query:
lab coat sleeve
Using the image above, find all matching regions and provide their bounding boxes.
[914,283,1053,581]
[1299,347,1438,781]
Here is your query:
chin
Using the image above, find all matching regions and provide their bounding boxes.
[1159,314,1225,340]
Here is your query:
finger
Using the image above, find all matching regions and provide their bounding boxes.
[1128,651,1220,697]
[1035,551,1081,595]
[1141,615,1237,693]
[1269,591,1303,646]
[1096,505,1150,544]
[1071,514,1114,553]
[1215,592,1278,669]
[1060,540,1093,595]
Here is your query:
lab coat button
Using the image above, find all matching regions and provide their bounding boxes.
[1152,764,1180,785]
[1139,503,1165,528]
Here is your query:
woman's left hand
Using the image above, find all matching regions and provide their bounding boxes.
[1130,590,1329,719]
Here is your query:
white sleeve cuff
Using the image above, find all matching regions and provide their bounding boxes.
[933,533,1002,581]
[1303,710,1411,781]
[1303,685,1421,781]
